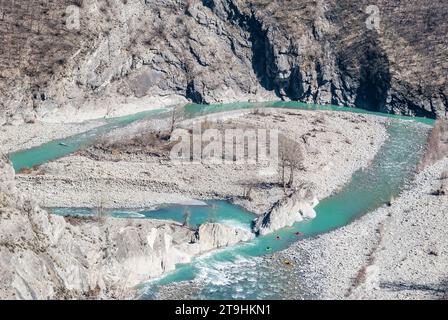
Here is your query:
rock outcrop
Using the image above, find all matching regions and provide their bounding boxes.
[198,223,255,252]
[253,183,319,235]
[0,0,446,123]
[0,155,253,299]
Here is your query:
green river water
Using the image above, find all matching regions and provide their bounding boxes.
[7,101,433,299]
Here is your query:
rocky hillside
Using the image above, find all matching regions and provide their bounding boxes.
[0,0,446,123]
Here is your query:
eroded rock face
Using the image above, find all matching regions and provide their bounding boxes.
[198,223,255,252]
[0,155,16,206]
[0,0,446,122]
[253,184,319,235]
[0,155,253,299]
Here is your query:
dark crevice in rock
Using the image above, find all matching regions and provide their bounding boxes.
[442,94,448,117]
[202,0,215,10]
[353,37,391,112]
[247,17,276,92]
[206,0,277,93]
[189,46,208,67]
[284,67,304,100]
[330,82,340,106]
[335,34,393,113]
[186,81,205,104]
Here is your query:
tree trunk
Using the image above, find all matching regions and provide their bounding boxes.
[282,161,286,194]
[170,111,175,134]
[287,165,294,188]
[246,185,253,201]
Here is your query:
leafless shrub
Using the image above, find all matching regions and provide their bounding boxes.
[18,167,33,174]
[431,183,447,196]
[441,170,448,180]
[182,208,191,227]
[207,204,218,223]
[200,119,214,132]
[251,108,271,117]
[295,181,317,201]
[242,171,260,201]
[169,105,183,134]
[95,198,109,224]
[91,128,176,160]
[64,215,99,225]
[17,165,45,175]
[242,181,255,201]
[313,113,328,125]
[70,0,84,7]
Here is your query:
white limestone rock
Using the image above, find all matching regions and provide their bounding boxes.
[198,223,255,252]
[253,183,319,235]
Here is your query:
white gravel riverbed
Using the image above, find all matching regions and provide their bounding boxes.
[273,158,448,300]
[15,110,387,213]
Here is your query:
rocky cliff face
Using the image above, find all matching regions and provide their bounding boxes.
[253,183,318,235]
[0,154,253,299]
[1,0,446,123]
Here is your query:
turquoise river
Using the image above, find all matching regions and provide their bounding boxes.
[8,101,434,299]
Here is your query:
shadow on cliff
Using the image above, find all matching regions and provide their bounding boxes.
[203,0,276,92]
[355,37,391,112]
[337,34,392,113]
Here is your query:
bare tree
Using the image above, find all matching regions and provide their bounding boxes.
[208,203,218,223]
[242,182,254,201]
[169,105,183,135]
[95,197,109,224]
[278,134,304,193]
[182,208,191,227]
[241,169,259,201]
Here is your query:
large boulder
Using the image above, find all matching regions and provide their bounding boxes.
[253,183,319,235]
[197,223,255,252]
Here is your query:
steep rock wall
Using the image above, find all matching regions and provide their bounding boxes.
[0,0,446,123]
[253,183,319,235]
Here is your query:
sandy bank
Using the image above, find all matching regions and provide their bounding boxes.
[36,95,185,124]
[0,120,106,154]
